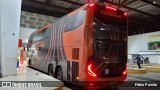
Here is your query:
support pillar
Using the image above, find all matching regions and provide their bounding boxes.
[0,0,22,77]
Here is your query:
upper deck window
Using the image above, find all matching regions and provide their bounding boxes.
[32,28,47,42]
[64,10,86,32]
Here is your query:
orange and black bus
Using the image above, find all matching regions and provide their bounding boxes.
[27,3,128,87]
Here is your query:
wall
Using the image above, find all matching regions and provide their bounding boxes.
[19,11,58,44]
[19,27,36,43]
[128,31,160,63]
[128,31,160,54]
[20,11,58,29]
[0,0,21,77]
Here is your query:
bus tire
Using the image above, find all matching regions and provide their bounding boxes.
[48,65,54,77]
[56,67,63,80]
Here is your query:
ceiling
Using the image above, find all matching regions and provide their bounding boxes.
[21,0,160,35]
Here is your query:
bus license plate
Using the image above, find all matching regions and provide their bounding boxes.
[108,81,115,85]
[105,69,109,74]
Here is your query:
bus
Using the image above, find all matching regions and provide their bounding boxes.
[27,3,128,87]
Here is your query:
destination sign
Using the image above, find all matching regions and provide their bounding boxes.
[101,10,123,19]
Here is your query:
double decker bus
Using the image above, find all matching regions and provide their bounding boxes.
[27,3,128,87]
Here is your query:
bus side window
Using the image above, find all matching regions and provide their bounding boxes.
[45,28,49,38]
[75,10,86,28]
[32,28,47,42]
[64,10,86,32]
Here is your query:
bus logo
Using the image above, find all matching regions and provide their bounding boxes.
[101,10,123,19]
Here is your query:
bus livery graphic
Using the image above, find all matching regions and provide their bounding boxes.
[27,3,128,87]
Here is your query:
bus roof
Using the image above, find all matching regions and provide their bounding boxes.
[30,3,126,36]
[30,4,88,36]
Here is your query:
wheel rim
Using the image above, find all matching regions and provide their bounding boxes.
[57,70,62,79]
[49,66,53,77]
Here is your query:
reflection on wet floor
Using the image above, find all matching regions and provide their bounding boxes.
[64,72,160,90]
[15,61,160,90]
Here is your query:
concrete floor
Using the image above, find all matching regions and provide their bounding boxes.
[0,63,63,90]
[65,72,160,90]
[0,62,160,90]
[65,69,160,90]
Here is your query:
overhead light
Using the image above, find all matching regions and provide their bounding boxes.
[153,1,156,4]
[100,28,104,30]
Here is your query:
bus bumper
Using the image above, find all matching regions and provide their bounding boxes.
[83,74,127,87]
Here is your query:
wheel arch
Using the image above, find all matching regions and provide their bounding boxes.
[48,63,54,73]
[54,65,62,77]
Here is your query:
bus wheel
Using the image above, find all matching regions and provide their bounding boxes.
[56,67,63,80]
[49,65,54,77]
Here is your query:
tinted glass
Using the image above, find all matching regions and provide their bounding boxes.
[64,10,86,32]
[32,28,47,41]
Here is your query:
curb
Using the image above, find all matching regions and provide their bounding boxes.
[133,64,160,66]
[147,67,160,71]
[133,66,160,71]
[127,69,147,74]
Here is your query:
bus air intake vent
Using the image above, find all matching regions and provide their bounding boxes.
[72,61,79,81]
[93,39,125,78]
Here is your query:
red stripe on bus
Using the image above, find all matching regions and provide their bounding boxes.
[51,24,55,61]
[59,20,63,60]
[32,24,51,35]
[60,19,65,60]
[47,25,54,62]
[44,26,53,65]
[52,23,56,61]
[48,25,55,62]
[57,21,61,62]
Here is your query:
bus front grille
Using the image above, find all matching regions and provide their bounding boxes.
[94,39,123,62]
[93,39,125,78]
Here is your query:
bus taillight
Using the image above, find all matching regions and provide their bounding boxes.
[124,12,127,16]
[88,64,97,77]
[89,3,95,7]
[123,70,127,75]
[123,63,128,75]
[106,6,117,11]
